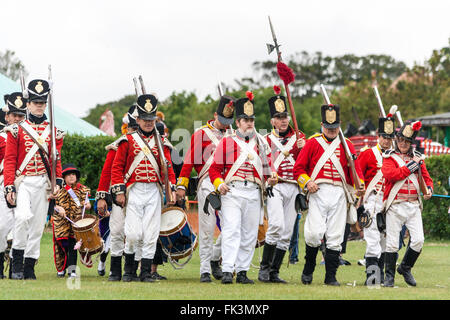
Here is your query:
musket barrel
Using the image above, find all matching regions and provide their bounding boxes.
[373,86,386,118]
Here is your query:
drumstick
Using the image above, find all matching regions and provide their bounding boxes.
[64,216,80,227]
[81,192,89,219]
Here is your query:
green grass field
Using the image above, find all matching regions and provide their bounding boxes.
[1,220,449,300]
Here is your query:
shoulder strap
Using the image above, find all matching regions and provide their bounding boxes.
[383,153,422,211]
[310,136,340,181]
[224,137,261,184]
[269,133,297,171]
[125,133,161,183]
[363,147,384,202]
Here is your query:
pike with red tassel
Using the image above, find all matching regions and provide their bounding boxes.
[266,16,300,139]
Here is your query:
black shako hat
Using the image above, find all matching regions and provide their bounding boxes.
[136,94,158,120]
[235,91,255,120]
[268,85,288,118]
[62,163,81,180]
[397,121,422,143]
[4,92,28,115]
[127,104,138,129]
[27,79,50,103]
[378,113,396,138]
[216,95,235,125]
[321,104,340,129]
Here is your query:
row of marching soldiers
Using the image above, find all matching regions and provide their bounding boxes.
[0,80,433,288]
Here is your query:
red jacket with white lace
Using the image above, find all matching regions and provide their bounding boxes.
[381,151,433,202]
[209,133,274,190]
[293,133,363,190]
[265,127,304,182]
[3,120,64,190]
[110,132,176,194]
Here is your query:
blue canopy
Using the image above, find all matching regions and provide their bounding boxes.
[0,73,106,136]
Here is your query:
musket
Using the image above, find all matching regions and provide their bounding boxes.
[373,86,386,118]
[393,107,428,195]
[319,84,363,191]
[133,77,140,97]
[20,69,29,119]
[267,16,300,140]
[47,65,57,195]
[136,75,173,204]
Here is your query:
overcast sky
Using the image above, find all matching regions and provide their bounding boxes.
[1,0,449,117]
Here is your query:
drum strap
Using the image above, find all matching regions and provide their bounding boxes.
[65,185,81,207]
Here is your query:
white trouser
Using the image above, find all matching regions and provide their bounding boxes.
[109,203,125,257]
[266,183,298,251]
[385,202,424,253]
[125,239,143,260]
[12,175,50,259]
[0,183,14,253]
[197,178,222,275]
[304,183,347,252]
[219,181,261,273]
[363,192,386,258]
[124,182,161,260]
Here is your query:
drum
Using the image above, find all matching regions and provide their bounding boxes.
[159,206,198,268]
[73,214,104,256]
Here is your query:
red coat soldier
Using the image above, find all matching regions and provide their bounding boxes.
[110,94,176,282]
[293,104,364,286]
[4,80,64,280]
[381,121,433,287]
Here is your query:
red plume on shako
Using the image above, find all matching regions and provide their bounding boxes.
[273,85,282,95]
[246,91,254,101]
[412,121,422,131]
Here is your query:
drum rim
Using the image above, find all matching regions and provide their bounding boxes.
[73,214,98,232]
[160,206,188,236]
[162,235,198,259]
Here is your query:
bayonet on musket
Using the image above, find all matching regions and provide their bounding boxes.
[373,86,386,118]
[48,65,57,194]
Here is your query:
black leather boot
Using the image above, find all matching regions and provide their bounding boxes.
[236,271,254,284]
[122,253,135,282]
[132,260,140,281]
[23,258,37,280]
[10,249,24,280]
[364,256,380,286]
[140,258,155,282]
[258,243,276,282]
[397,247,420,286]
[0,252,4,279]
[269,248,287,284]
[378,252,385,285]
[384,252,398,287]
[301,244,319,285]
[324,248,340,286]
[108,256,122,281]
[210,260,223,280]
[221,271,233,284]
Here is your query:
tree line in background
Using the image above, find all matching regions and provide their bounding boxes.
[81,40,449,142]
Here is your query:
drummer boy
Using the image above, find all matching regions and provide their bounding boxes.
[52,164,91,278]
